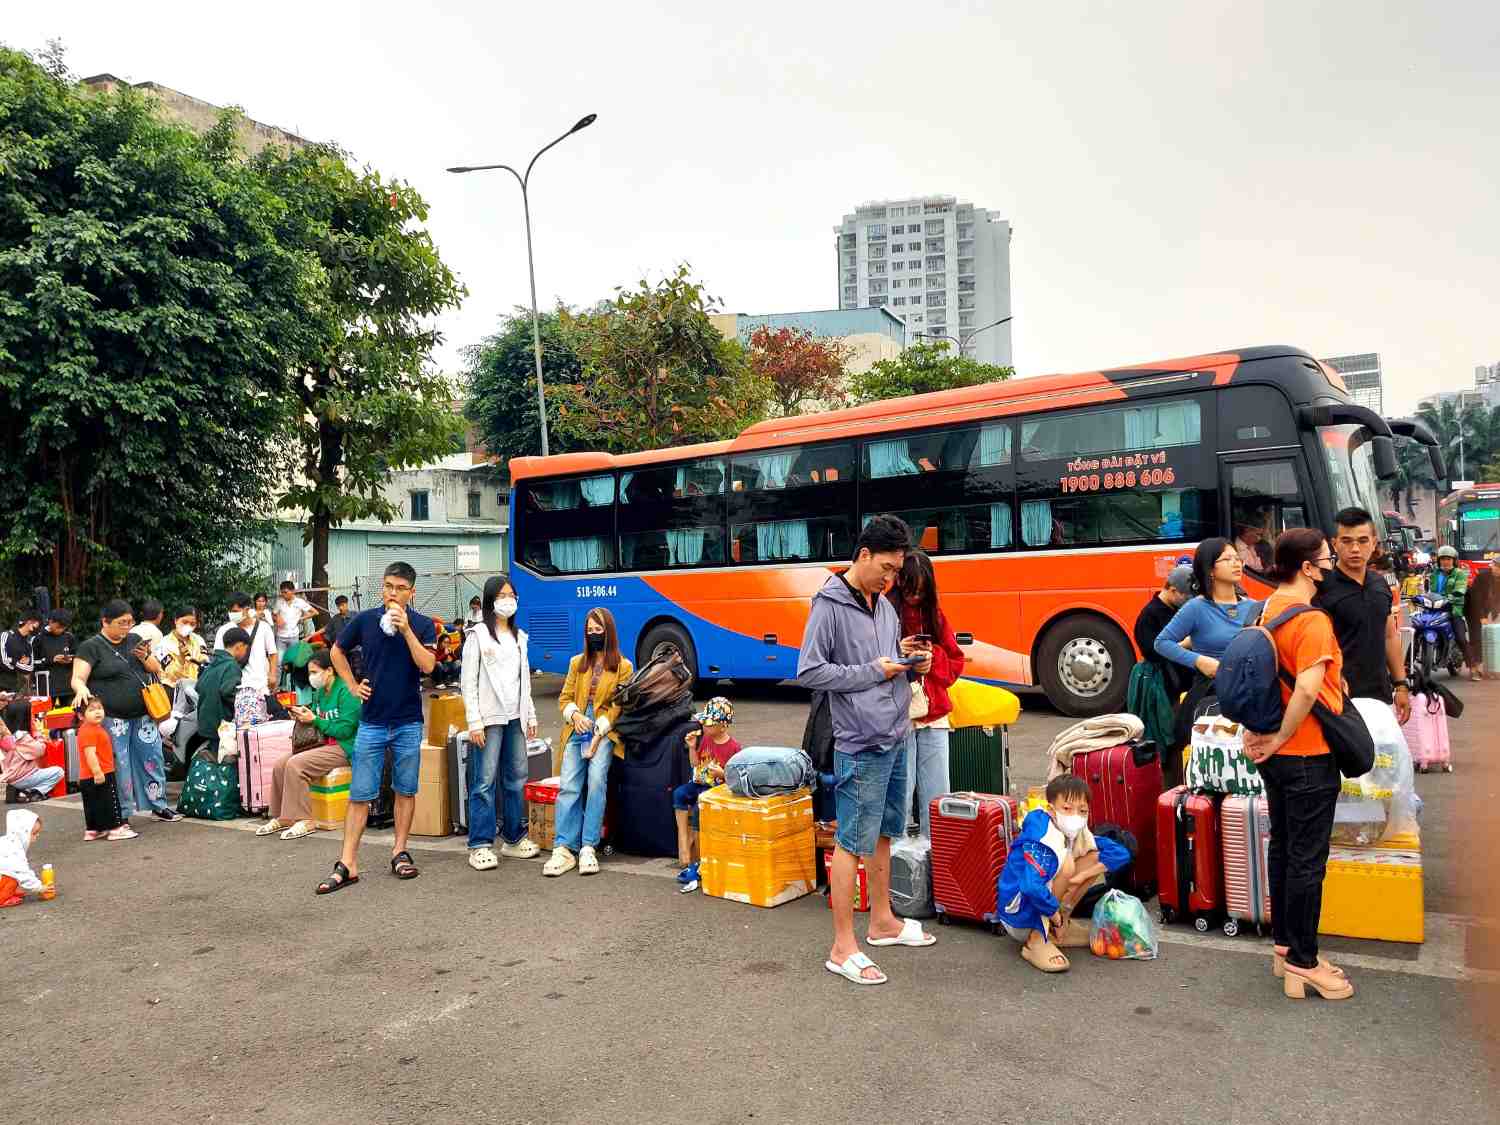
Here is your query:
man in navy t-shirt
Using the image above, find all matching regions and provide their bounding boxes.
[316,561,437,895]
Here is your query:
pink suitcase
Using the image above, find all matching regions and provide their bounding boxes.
[1220,794,1271,937]
[1402,692,1452,773]
[239,720,295,814]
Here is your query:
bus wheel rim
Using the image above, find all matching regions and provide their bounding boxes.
[1057,636,1112,698]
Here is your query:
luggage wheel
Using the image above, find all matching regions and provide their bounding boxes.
[1159,908,1174,925]
[1193,916,1210,934]
[936,912,950,926]
[1222,919,1240,938]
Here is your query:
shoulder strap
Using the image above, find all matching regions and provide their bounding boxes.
[1261,604,1317,631]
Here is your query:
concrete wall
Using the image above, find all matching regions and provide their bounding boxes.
[80,74,310,155]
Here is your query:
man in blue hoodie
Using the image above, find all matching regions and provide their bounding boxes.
[799,514,937,986]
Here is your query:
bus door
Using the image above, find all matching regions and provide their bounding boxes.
[1218,450,1316,585]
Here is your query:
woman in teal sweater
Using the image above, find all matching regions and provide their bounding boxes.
[256,649,361,841]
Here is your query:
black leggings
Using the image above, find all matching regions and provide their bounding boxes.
[1260,752,1340,970]
[79,774,123,833]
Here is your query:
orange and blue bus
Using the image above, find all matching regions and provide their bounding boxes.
[1436,484,1500,577]
[507,344,1427,715]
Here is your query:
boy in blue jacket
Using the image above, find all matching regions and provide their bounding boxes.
[997,775,1131,973]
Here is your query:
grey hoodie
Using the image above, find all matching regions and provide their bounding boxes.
[797,574,910,755]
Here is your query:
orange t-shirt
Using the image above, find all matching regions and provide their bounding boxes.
[77,723,115,775]
[1262,593,1341,757]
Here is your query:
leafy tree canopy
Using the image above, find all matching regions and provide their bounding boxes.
[746,324,849,417]
[463,307,585,461]
[847,339,1013,404]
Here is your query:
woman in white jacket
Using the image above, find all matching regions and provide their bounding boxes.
[461,574,541,871]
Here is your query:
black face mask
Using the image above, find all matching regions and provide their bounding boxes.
[586,633,605,653]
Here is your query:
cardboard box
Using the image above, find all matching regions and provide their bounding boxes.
[410,744,452,837]
[823,847,870,913]
[425,693,466,747]
[528,801,556,850]
[309,767,351,830]
[697,788,815,909]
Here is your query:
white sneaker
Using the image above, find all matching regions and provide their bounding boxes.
[542,847,576,877]
[578,845,600,875]
[499,837,540,860]
[468,846,499,871]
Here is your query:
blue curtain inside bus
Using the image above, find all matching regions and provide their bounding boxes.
[978,424,1011,467]
[991,503,1013,548]
[1021,501,1054,546]
[666,529,707,565]
[1123,402,1200,448]
[743,452,798,489]
[578,476,614,507]
[549,536,608,572]
[757,519,812,560]
[869,438,920,477]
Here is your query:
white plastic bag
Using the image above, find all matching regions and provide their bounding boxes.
[216,720,238,764]
[1339,698,1417,844]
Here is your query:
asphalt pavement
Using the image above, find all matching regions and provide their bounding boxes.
[3,677,1497,1124]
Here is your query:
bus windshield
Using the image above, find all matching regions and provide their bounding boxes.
[1460,505,1500,554]
[1320,425,1388,539]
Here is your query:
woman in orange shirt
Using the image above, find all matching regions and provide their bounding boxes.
[1244,528,1352,1002]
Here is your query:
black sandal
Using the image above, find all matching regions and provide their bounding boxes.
[315,861,360,895]
[390,850,420,880]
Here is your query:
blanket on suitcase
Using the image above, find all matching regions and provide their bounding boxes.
[1044,714,1144,780]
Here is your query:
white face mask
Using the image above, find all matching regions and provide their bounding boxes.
[1056,812,1088,840]
[308,670,327,690]
[177,623,193,638]
[493,598,517,619]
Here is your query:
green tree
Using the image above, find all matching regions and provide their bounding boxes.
[746,324,849,416]
[253,144,467,599]
[0,46,300,611]
[463,307,585,461]
[554,265,769,452]
[1415,399,1497,483]
[847,339,1013,404]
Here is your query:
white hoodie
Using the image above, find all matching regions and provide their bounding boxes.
[461,624,538,735]
[0,809,42,893]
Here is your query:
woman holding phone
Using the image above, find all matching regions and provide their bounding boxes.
[887,550,965,838]
[72,599,182,824]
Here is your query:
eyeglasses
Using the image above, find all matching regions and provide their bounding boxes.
[382,581,414,595]
[1312,555,1334,567]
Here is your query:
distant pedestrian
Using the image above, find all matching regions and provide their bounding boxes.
[134,599,166,650]
[1128,564,1195,761]
[273,581,323,671]
[1315,507,1411,721]
[1242,528,1353,1002]
[1429,546,1471,676]
[32,610,76,705]
[316,562,437,895]
[157,607,209,689]
[325,595,353,648]
[799,514,936,988]
[1,610,40,695]
[1463,555,1498,680]
[214,593,278,704]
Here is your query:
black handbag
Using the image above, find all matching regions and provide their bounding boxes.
[1278,670,1375,778]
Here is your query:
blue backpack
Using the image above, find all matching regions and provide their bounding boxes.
[1213,605,1315,734]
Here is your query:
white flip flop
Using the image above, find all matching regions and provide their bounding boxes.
[866,917,937,948]
[279,821,315,841]
[825,951,887,986]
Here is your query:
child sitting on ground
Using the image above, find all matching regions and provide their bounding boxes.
[997,775,1131,973]
[0,699,65,802]
[673,697,741,892]
[77,698,137,842]
[0,808,47,907]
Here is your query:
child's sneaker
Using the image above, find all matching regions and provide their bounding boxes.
[106,825,140,841]
[678,862,700,893]
[499,837,540,860]
[578,846,600,875]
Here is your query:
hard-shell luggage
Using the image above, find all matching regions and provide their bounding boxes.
[62,728,80,791]
[890,834,935,919]
[698,786,815,908]
[39,738,67,798]
[1156,786,1223,931]
[947,725,1010,794]
[1402,692,1452,773]
[1220,793,1271,937]
[1072,742,1164,898]
[446,730,472,833]
[1484,621,1500,677]
[526,737,552,783]
[178,753,242,820]
[930,791,1020,929]
[238,720,295,815]
[43,706,74,734]
[607,718,692,857]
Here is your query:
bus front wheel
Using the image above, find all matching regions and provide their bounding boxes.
[1037,614,1131,717]
[639,621,699,682]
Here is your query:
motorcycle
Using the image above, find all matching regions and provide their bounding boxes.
[1409,593,1464,685]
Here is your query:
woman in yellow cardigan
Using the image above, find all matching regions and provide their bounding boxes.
[543,608,633,877]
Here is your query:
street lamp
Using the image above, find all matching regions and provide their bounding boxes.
[448,113,598,458]
[916,315,1012,359]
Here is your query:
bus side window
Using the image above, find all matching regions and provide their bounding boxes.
[1227,460,1309,565]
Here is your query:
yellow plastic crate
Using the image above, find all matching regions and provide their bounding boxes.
[308,767,351,830]
[700,826,815,908]
[1318,846,1424,944]
[698,786,813,841]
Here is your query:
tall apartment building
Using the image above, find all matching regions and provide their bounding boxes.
[1321,352,1383,414]
[834,195,1012,368]
[1417,361,1500,414]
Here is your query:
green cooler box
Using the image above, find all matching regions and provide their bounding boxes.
[946,725,1010,794]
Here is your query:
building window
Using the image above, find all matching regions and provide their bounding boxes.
[926,257,946,271]
[869,280,887,295]
[467,491,482,518]
[912,314,924,324]
[870,296,888,307]
[410,490,430,521]
[843,286,857,302]
[957,224,973,240]
[926,220,946,234]
[959,313,974,327]
[871,261,886,275]
[868,243,885,259]
[497,490,506,511]
[892,297,905,306]
[909,260,921,270]
[891,279,902,288]
[892,261,904,271]
[891,243,903,253]
[867,224,886,239]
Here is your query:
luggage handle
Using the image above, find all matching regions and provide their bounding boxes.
[937,795,979,820]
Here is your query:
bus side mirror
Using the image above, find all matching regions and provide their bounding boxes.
[1428,446,1447,482]
[1372,435,1399,480]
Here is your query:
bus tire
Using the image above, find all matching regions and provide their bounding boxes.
[1036,613,1131,717]
[638,621,699,682]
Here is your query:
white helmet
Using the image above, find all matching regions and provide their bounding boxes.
[1435,545,1458,560]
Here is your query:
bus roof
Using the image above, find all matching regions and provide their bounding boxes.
[1441,484,1500,504]
[509,343,1333,483]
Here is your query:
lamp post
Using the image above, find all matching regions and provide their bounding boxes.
[915,314,1012,359]
[448,113,598,458]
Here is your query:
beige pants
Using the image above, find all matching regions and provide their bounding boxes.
[270,745,348,823]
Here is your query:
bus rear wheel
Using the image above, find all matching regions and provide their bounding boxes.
[1037,614,1131,717]
[638,621,699,682]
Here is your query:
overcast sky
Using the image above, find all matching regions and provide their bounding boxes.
[10,1,1498,413]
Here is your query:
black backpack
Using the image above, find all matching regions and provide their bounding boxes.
[801,691,834,775]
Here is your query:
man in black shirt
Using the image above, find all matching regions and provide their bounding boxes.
[32,610,78,704]
[1133,564,1194,699]
[1315,507,1410,722]
[2,610,41,693]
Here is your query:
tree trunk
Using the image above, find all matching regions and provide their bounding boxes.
[309,410,344,611]
[310,509,331,610]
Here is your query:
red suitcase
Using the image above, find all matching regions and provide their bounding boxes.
[1156,785,1223,931]
[930,791,1019,930]
[40,737,67,799]
[1220,794,1271,937]
[1072,742,1164,898]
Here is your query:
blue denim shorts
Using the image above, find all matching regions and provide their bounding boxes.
[349,721,424,801]
[832,739,910,857]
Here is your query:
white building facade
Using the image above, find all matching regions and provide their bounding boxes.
[835,195,1013,368]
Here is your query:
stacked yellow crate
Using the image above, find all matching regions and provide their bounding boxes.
[699,786,815,908]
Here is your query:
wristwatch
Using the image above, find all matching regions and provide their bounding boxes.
[1393,679,1410,691]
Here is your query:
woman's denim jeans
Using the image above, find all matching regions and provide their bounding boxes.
[467,718,527,849]
[902,725,951,838]
[553,706,612,851]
